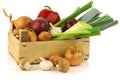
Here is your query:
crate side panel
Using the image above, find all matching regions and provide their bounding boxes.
[76,38,90,60]
[8,31,20,62]
[19,38,90,61]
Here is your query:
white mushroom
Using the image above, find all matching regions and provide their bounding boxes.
[39,57,54,71]
[19,58,33,71]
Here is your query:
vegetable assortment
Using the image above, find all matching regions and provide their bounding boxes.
[54,1,93,27]
[18,46,84,72]
[4,1,118,72]
[4,1,118,41]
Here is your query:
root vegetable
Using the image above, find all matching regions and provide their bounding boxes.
[62,19,78,31]
[30,18,49,34]
[13,16,32,29]
[38,31,51,41]
[64,46,84,66]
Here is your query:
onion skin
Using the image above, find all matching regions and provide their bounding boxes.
[30,18,49,34]
[62,19,78,31]
[64,47,84,66]
[13,16,32,29]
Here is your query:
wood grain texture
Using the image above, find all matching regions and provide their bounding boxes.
[8,31,20,63]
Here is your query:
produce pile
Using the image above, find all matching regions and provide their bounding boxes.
[19,47,84,72]
[4,1,118,72]
[4,1,118,41]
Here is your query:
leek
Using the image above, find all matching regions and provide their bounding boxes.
[52,22,100,40]
[78,8,101,22]
[54,1,93,27]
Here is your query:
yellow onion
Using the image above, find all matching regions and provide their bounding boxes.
[13,16,32,29]
[64,46,84,66]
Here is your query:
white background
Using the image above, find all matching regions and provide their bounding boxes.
[0,0,120,80]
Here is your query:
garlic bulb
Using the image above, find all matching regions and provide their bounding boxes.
[50,23,62,35]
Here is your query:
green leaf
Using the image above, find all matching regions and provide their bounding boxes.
[54,1,93,27]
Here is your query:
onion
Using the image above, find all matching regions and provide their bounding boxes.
[64,47,84,66]
[30,18,49,34]
[13,16,32,29]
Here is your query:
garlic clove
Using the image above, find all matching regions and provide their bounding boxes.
[50,23,62,35]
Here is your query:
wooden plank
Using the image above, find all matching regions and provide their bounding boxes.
[8,31,20,63]
[19,38,90,61]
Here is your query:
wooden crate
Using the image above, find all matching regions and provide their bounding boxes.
[8,23,90,64]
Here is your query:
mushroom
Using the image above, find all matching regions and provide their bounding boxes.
[56,58,70,73]
[19,58,33,71]
[39,57,54,71]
